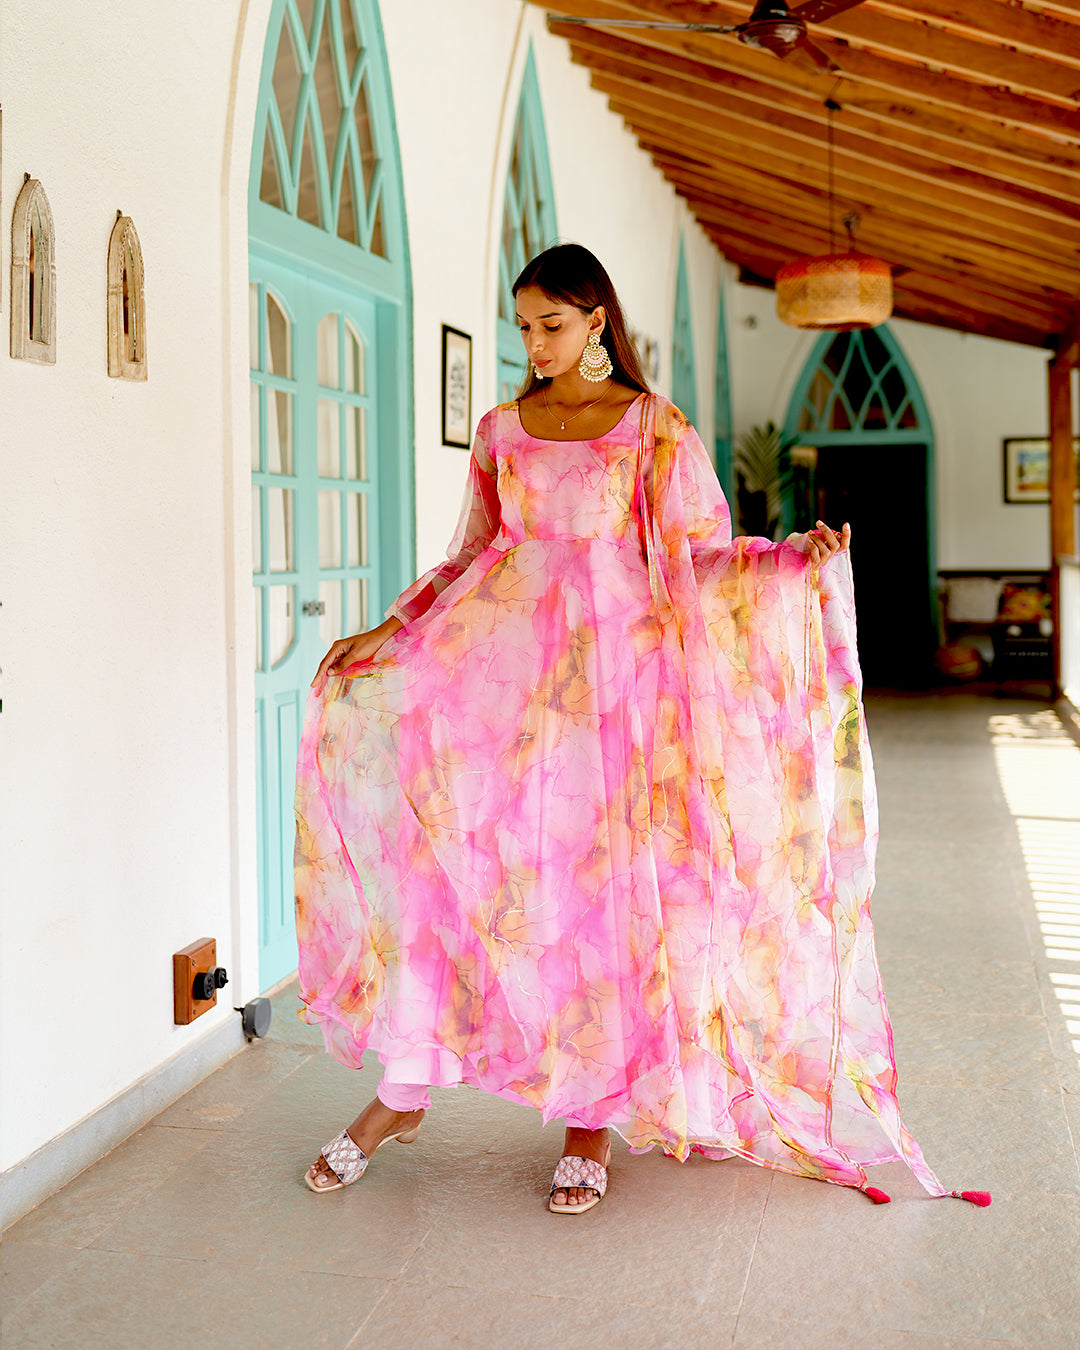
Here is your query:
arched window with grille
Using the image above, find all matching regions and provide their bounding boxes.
[671,236,697,423]
[496,45,557,402]
[791,327,929,438]
[248,0,412,988]
[785,325,936,686]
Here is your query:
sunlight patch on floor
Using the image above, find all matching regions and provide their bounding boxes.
[992,711,1080,1055]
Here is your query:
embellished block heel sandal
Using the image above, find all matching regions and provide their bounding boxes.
[305,1120,422,1193]
[548,1140,611,1215]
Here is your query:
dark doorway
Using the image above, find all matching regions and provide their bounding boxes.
[814,443,935,687]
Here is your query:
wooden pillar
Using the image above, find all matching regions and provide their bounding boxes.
[1048,357,1077,697]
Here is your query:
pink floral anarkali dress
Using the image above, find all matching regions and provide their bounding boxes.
[294,393,952,1200]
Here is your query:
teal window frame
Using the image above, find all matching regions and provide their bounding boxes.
[671,236,698,424]
[249,0,414,605]
[497,44,558,401]
[714,283,733,495]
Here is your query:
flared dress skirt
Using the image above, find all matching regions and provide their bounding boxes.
[294,394,948,1197]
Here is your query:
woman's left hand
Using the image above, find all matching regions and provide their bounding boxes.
[790,520,851,566]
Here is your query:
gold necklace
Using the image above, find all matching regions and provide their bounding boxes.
[543,380,611,432]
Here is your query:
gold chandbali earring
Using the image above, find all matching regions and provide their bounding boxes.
[579,332,613,383]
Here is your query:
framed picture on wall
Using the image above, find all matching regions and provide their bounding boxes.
[1003,436,1080,504]
[441,325,472,448]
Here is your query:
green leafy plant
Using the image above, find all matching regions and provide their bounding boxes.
[734,421,798,540]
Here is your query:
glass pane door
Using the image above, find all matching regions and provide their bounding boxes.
[250,251,379,990]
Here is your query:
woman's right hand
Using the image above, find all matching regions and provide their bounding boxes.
[311,617,403,692]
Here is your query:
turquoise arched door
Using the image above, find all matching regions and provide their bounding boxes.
[496,45,557,402]
[784,326,936,687]
[249,0,413,989]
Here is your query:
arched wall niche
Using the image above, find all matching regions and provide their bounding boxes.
[11,175,56,365]
[107,213,148,381]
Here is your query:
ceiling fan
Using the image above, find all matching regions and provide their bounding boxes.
[547,0,868,73]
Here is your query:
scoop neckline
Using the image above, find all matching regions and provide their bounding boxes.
[514,390,647,443]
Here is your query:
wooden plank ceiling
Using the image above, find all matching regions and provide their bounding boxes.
[529,0,1080,349]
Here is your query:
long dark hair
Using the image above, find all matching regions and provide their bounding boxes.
[511,243,650,399]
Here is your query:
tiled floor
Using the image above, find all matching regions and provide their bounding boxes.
[4,693,1080,1350]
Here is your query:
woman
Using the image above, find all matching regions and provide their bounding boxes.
[294,244,978,1213]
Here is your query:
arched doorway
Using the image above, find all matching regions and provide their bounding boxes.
[784,326,936,687]
[249,0,413,988]
[496,44,557,403]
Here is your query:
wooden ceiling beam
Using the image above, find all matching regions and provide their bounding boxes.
[622,111,1080,267]
[872,0,1080,68]
[658,162,1080,306]
[649,148,1080,285]
[566,34,1080,213]
[562,26,1080,179]
[653,151,1080,287]
[542,2,1080,135]
[893,272,1060,345]
[597,79,1080,246]
[787,5,1080,102]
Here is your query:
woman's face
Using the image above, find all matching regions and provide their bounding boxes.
[515,286,605,379]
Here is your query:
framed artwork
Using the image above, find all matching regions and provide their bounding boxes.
[441,325,472,448]
[1003,437,1080,504]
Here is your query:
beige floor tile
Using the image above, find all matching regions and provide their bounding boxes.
[738,1176,1080,1346]
[732,1316,1022,1350]
[84,1104,460,1278]
[877,955,1043,1020]
[398,1108,771,1314]
[6,1122,213,1252]
[1062,1091,1080,1167]
[872,866,1033,968]
[1040,997,1080,1095]
[888,1012,1058,1091]
[896,1084,1080,1201]
[152,1035,315,1130]
[0,1239,82,1322]
[356,1281,738,1350]
[265,984,326,1049]
[1,1248,385,1350]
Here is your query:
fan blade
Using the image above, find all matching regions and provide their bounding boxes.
[546,15,737,33]
[791,0,867,24]
[791,33,840,71]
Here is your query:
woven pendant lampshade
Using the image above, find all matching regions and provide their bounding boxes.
[776,97,893,331]
[776,251,892,330]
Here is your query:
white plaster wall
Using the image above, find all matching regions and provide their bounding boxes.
[381,1,722,574]
[0,0,256,1170]
[728,282,1060,569]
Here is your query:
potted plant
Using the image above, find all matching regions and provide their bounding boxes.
[734,421,798,540]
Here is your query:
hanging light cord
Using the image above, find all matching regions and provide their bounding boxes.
[825,95,841,255]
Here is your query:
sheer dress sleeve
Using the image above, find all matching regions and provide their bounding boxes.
[387,412,501,629]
